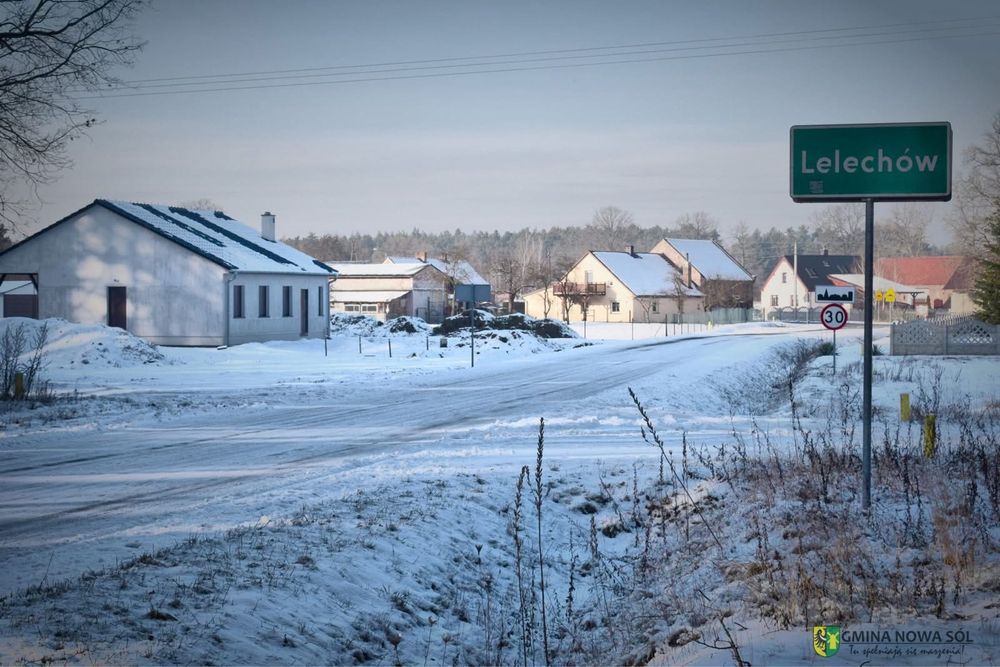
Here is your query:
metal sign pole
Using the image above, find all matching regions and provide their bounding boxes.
[863,198,874,511]
[470,307,475,368]
[833,328,837,375]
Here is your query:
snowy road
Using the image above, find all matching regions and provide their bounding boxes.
[0,332,804,594]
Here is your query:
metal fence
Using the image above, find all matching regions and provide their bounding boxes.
[670,307,759,325]
[891,315,999,356]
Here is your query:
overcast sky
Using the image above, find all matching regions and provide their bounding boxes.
[16,0,1000,243]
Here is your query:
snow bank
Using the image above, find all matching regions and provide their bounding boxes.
[329,313,431,338]
[0,318,165,369]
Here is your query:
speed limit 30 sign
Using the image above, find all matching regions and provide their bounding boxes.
[821,303,848,331]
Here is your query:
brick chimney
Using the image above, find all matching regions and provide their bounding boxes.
[416,251,427,262]
[261,212,276,242]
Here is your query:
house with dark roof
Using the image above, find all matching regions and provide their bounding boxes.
[522,248,702,322]
[0,199,336,346]
[650,238,755,308]
[760,252,861,316]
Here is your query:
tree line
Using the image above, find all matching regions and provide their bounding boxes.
[284,203,950,303]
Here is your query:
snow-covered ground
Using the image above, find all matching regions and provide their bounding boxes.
[0,316,996,665]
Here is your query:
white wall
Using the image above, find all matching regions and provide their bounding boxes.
[0,204,331,346]
[228,275,329,345]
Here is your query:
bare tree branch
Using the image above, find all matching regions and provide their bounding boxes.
[0,0,144,231]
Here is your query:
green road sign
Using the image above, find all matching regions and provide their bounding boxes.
[790,122,951,202]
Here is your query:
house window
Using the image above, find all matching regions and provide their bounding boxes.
[345,304,360,312]
[259,285,269,317]
[317,286,324,315]
[282,286,292,317]
[611,301,621,313]
[781,272,787,284]
[362,304,377,313]
[584,270,594,285]
[233,285,245,319]
[806,268,818,278]
[651,301,659,313]
[770,294,779,307]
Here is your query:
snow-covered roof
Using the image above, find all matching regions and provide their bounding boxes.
[829,274,927,295]
[663,238,752,280]
[330,290,410,303]
[330,263,431,277]
[90,200,335,275]
[385,256,488,285]
[593,252,702,297]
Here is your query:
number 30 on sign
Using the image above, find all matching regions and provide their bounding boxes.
[821,303,848,331]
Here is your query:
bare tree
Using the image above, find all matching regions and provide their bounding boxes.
[179,198,224,211]
[587,206,635,250]
[490,249,530,314]
[0,0,144,228]
[876,203,932,257]
[672,211,720,240]
[950,112,1000,261]
[812,204,865,254]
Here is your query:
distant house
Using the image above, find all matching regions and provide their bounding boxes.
[760,252,861,316]
[523,247,702,322]
[329,261,449,322]
[0,200,335,345]
[875,256,978,314]
[650,238,755,308]
[384,253,490,311]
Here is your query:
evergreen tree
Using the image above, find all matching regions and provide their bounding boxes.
[970,206,1000,324]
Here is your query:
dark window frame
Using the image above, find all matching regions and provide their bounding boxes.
[282,285,292,317]
[233,285,245,319]
[259,285,270,318]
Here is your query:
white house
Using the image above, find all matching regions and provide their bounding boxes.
[329,262,449,322]
[649,238,755,308]
[760,252,860,317]
[523,248,702,322]
[0,199,336,346]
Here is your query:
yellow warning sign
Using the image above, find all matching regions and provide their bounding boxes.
[875,290,884,302]
[885,288,896,303]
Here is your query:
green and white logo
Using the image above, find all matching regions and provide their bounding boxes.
[813,625,841,657]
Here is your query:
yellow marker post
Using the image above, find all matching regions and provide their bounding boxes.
[900,393,910,421]
[923,414,937,458]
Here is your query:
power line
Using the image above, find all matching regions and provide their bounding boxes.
[75,20,1000,100]
[82,21,1000,93]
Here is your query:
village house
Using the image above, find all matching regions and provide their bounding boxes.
[875,256,978,314]
[760,252,861,318]
[383,253,491,312]
[649,238,755,308]
[328,261,449,322]
[523,247,702,323]
[0,200,335,346]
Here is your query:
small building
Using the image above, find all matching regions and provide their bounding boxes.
[875,256,978,314]
[760,252,861,318]
[0,200,335,346]
[329,262,449,322]
[523,248,702,322]
[384,253,491,312]
[650,238,755,309]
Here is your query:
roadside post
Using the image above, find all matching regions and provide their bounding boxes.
[455,285,491,369]
[820,302,849,374]
[791,121,952,511]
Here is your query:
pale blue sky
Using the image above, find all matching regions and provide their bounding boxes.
[17,0,1000,242]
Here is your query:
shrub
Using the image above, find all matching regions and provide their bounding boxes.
[0,320,49,400]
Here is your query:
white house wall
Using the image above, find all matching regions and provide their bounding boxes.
[0,205,227,345]
[760,258,808,311]
[0,205,331,346]
[524,253,700,323]
[228,274,329,345]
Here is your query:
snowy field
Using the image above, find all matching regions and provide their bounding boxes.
[0,316,997,665]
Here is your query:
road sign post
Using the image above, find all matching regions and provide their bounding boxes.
[821,303,848,375]
[791,121,951,512]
